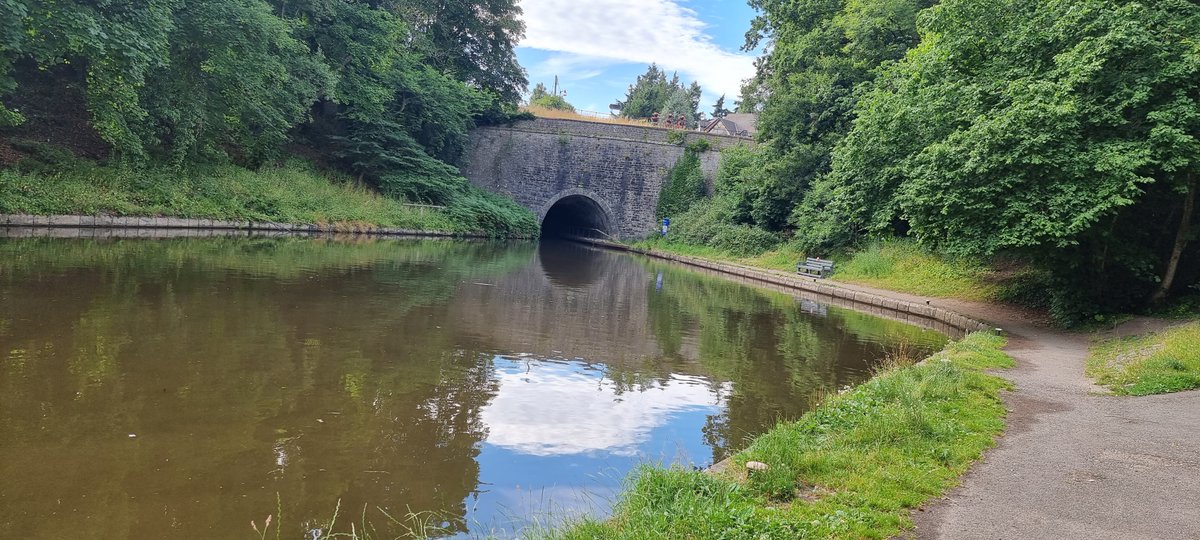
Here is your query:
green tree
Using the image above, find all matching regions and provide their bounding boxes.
[715,0,933,233]
[831,0,1200,318]
[0,0,535,232]
[143,0,334,164]
[528,82,575,111]
[1,0,177,154]
[734,58,770,114]
[711,94,731,119]
[618,64,702,125]
[400,0,528,103]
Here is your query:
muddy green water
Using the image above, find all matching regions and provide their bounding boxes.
[0,236,946,538]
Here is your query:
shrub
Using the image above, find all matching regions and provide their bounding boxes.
[669,194,780,256]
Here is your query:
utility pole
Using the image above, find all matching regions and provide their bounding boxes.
[553,75,558,97]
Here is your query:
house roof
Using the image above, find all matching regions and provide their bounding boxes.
[702,113,757,137]
[723,113,758,134]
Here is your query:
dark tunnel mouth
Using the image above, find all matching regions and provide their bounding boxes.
[540,195,612,239]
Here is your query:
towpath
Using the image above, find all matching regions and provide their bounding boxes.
[837,285,1200,540]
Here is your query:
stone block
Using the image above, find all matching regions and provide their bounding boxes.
[51,215,83,227]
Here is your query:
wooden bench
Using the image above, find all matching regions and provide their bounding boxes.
[797,257,834,279]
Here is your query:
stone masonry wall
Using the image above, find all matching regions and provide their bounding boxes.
[460,117,752,239]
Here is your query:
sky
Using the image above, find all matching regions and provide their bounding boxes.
[515,0,761,116]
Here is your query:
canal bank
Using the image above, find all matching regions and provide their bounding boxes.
[571,237,993,337]
[0,213,519,239]
[570,237,1200,540]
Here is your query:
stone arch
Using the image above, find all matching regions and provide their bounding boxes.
[537,188,618,239]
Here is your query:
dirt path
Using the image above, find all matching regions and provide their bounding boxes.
[846,288,1200,539]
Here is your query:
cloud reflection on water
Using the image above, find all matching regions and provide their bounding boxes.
[480,357,729,457]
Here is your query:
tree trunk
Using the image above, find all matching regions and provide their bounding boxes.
[1151,173,1197,304]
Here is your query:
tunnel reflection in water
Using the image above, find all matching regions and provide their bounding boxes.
[538,239,607,288]
[540,195,612,238]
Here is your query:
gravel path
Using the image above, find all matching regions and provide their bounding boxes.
[866,292,1200,539]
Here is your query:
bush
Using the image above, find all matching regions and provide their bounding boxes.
[529,94,575,112]
[378,170,465,206]
[446,189,539,237]
[669,194,780,256]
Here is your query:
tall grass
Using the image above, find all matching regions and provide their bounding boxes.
[544,333,1014,539]
[522,106,656,127]
[834,240,999,300]
[1087,321,1200,395]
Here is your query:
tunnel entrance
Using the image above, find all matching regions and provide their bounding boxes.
[540,195,613,239]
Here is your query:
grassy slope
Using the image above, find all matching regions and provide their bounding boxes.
[1087,321,1200,395]
[831,242,1000,301]
[0,160,503,233]
[547,333,1013,540]
[632,238,999,300]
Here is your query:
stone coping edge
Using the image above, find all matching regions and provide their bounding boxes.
[518,117,753,142]
[573,236,995,336]
[491,125,750,150]
[0,214,514,239]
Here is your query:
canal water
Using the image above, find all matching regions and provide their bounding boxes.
[0,236,946,538]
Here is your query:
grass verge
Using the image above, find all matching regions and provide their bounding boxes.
[821,241,998,301]
[1087,321,1200,396]
[545,332,1014,539]
[0,159,538,236]
[630,238,1001,301]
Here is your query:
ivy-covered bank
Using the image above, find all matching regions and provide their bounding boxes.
[543,333,1013,540]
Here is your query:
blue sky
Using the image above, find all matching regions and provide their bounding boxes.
[515,0,761,115]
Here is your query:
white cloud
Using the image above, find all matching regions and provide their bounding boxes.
[519,0,756,100]
[527,53,618,82]
[480,358,727,457]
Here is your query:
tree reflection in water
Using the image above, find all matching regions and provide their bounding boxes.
[0,236,946,538]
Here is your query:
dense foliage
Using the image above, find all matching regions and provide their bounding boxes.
[616,64,704,127]
[0,0,536,234]
[662,145,782,257]
[715,0,1199,321]
[820,0,1199,320]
